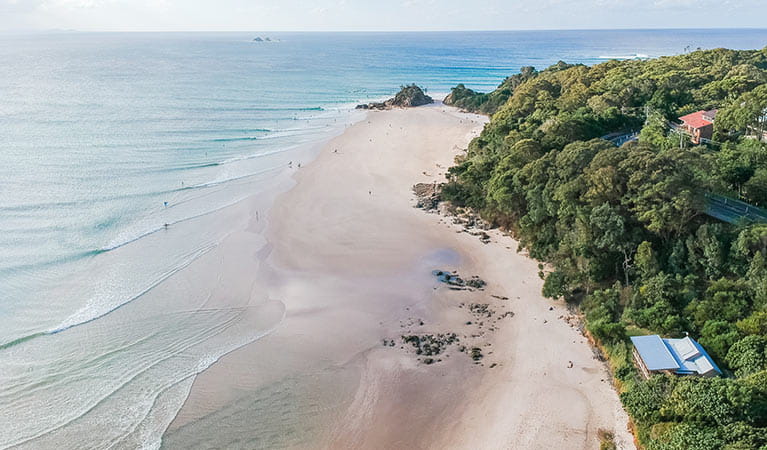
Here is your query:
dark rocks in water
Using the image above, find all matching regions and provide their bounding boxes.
[433,270,486,291]
[432,270,453,284]
[356,101,386,110]
[253,37,264,42]
[356,84,434,110]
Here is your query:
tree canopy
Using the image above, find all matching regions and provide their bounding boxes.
[443,47,767,450]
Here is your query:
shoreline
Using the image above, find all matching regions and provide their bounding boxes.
[161,103,635,449]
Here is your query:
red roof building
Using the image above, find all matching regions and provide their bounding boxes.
[679,110,717,144]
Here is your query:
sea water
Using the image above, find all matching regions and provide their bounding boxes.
[1,29,766,448]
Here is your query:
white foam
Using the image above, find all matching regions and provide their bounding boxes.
[50,244,217,334]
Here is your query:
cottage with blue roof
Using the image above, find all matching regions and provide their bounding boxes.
[630,335,722,379]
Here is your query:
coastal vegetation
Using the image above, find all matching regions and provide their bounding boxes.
[441,48,767,449]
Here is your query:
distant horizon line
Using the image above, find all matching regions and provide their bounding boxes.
[2,26,767,35]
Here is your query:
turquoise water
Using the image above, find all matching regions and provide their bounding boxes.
[1,29,766,448]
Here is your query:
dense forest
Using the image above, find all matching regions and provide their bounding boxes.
[442,48,767,450]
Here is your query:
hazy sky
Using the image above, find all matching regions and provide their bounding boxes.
[2,0,766,32]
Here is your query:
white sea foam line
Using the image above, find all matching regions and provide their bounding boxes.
[4,103,363,448]
[98,317,251,449]
[99,164,285,252]
[92,108,354,275]
[152,304,289,449]
[102,184,265,253]
[39,118,339,337]
[8,302,287,449]
[220,146,304,165]
[136,378,196,450]
[49,243,217,334]
[598,53,649,59]
[0,332,158,401]
[4,308,248,448]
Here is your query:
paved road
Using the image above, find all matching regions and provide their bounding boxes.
[601,131,638,147]
[705,193,767,224]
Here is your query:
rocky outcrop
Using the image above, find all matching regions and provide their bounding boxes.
[443,84,478,107]
[412,182,440,210]
[391,84,433,107]
[356,84,434,110]
[432,270,487,291]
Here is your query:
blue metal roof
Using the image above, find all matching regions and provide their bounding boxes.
[632,335,722,376]
[665,337,722,376]
[631,335,680,371]
[692,339,722,375]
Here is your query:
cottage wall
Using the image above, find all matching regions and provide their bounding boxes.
[632,346,651,379]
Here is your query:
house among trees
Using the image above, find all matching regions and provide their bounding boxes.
[678,109,717,144]
[747,107,767,142]
[630,335,722,379]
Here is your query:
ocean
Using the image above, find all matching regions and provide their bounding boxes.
[1,29,766,448]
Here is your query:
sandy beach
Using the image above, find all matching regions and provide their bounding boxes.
[162,103,635,449]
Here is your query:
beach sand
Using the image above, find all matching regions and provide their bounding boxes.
[162,103,635,449]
